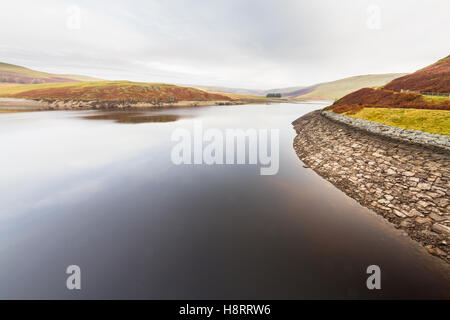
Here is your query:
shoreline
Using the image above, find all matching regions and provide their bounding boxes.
[0,97,289,113]
[292,110,450,263]
[322,110,450,151]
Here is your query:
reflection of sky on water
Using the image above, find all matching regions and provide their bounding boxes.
[0,104,449,299]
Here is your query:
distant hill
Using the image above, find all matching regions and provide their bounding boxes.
[190,85,307,97]
[0,62,415,103]
[277,85,317,98]
[0,62,102,84]
[328,55,450,114]
[0,81,231,102]
[384,55,450,93]
[285,73,407,101]
[193,74,407,101]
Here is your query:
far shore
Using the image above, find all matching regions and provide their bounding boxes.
[0,97,292,113]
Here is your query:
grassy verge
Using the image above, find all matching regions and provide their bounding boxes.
[345,107,450,135]
[422,95,450,104]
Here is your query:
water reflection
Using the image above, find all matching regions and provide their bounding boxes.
[0,104,448,299]
[82,112,182,123]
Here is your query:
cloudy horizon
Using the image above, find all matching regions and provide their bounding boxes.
[1,0,449,89]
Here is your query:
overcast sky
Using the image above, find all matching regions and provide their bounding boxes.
[1,0,449,89]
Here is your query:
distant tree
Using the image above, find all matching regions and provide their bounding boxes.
[266,93,282,98]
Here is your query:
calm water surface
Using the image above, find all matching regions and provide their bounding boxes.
[0,103,449,299]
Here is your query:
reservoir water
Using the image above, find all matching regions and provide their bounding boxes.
[0,103,448,299]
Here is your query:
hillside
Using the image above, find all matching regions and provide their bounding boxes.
[329,55,450,114]
[286,73,407,100]
[384,55,450,93]
[329,87,450,114]
[0,81,231,102]
[194,74,406,101]
[0,62,409,102]
[191,85,307,97]
[0,62,102,84]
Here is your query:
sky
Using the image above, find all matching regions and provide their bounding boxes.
[0,0,449,89]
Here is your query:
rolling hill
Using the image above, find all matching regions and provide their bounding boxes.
[285,73,407,100]
[0,62,417,104]
[190,85,307,97]
[193,74,407,101]
[384,55,450,93]
[328,55,450,114]
[0,62,409,102]
[0,81,231,102]
[0,62,102,84]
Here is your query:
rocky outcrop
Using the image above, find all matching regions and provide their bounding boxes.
[292,110,450,263]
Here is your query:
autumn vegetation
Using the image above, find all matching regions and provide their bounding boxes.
[326,55,450,135]
[0,81,231,103]
[328,87,450,114]
[0,62,101,84]
[384,55,450,93]
[328,55,450,113]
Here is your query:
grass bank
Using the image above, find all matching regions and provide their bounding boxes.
[346,107,450,135]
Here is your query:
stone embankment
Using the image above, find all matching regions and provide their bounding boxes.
[293,110,450,263]
[34,99,242,110]
[322,110,450,151]
[0,98,246,112]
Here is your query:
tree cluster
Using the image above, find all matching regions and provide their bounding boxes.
[266,93,282,98]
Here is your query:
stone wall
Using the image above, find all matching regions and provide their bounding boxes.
[292,110,450,263]
[322,110,450,151]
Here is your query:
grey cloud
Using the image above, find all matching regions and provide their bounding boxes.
[0,0,449,89]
